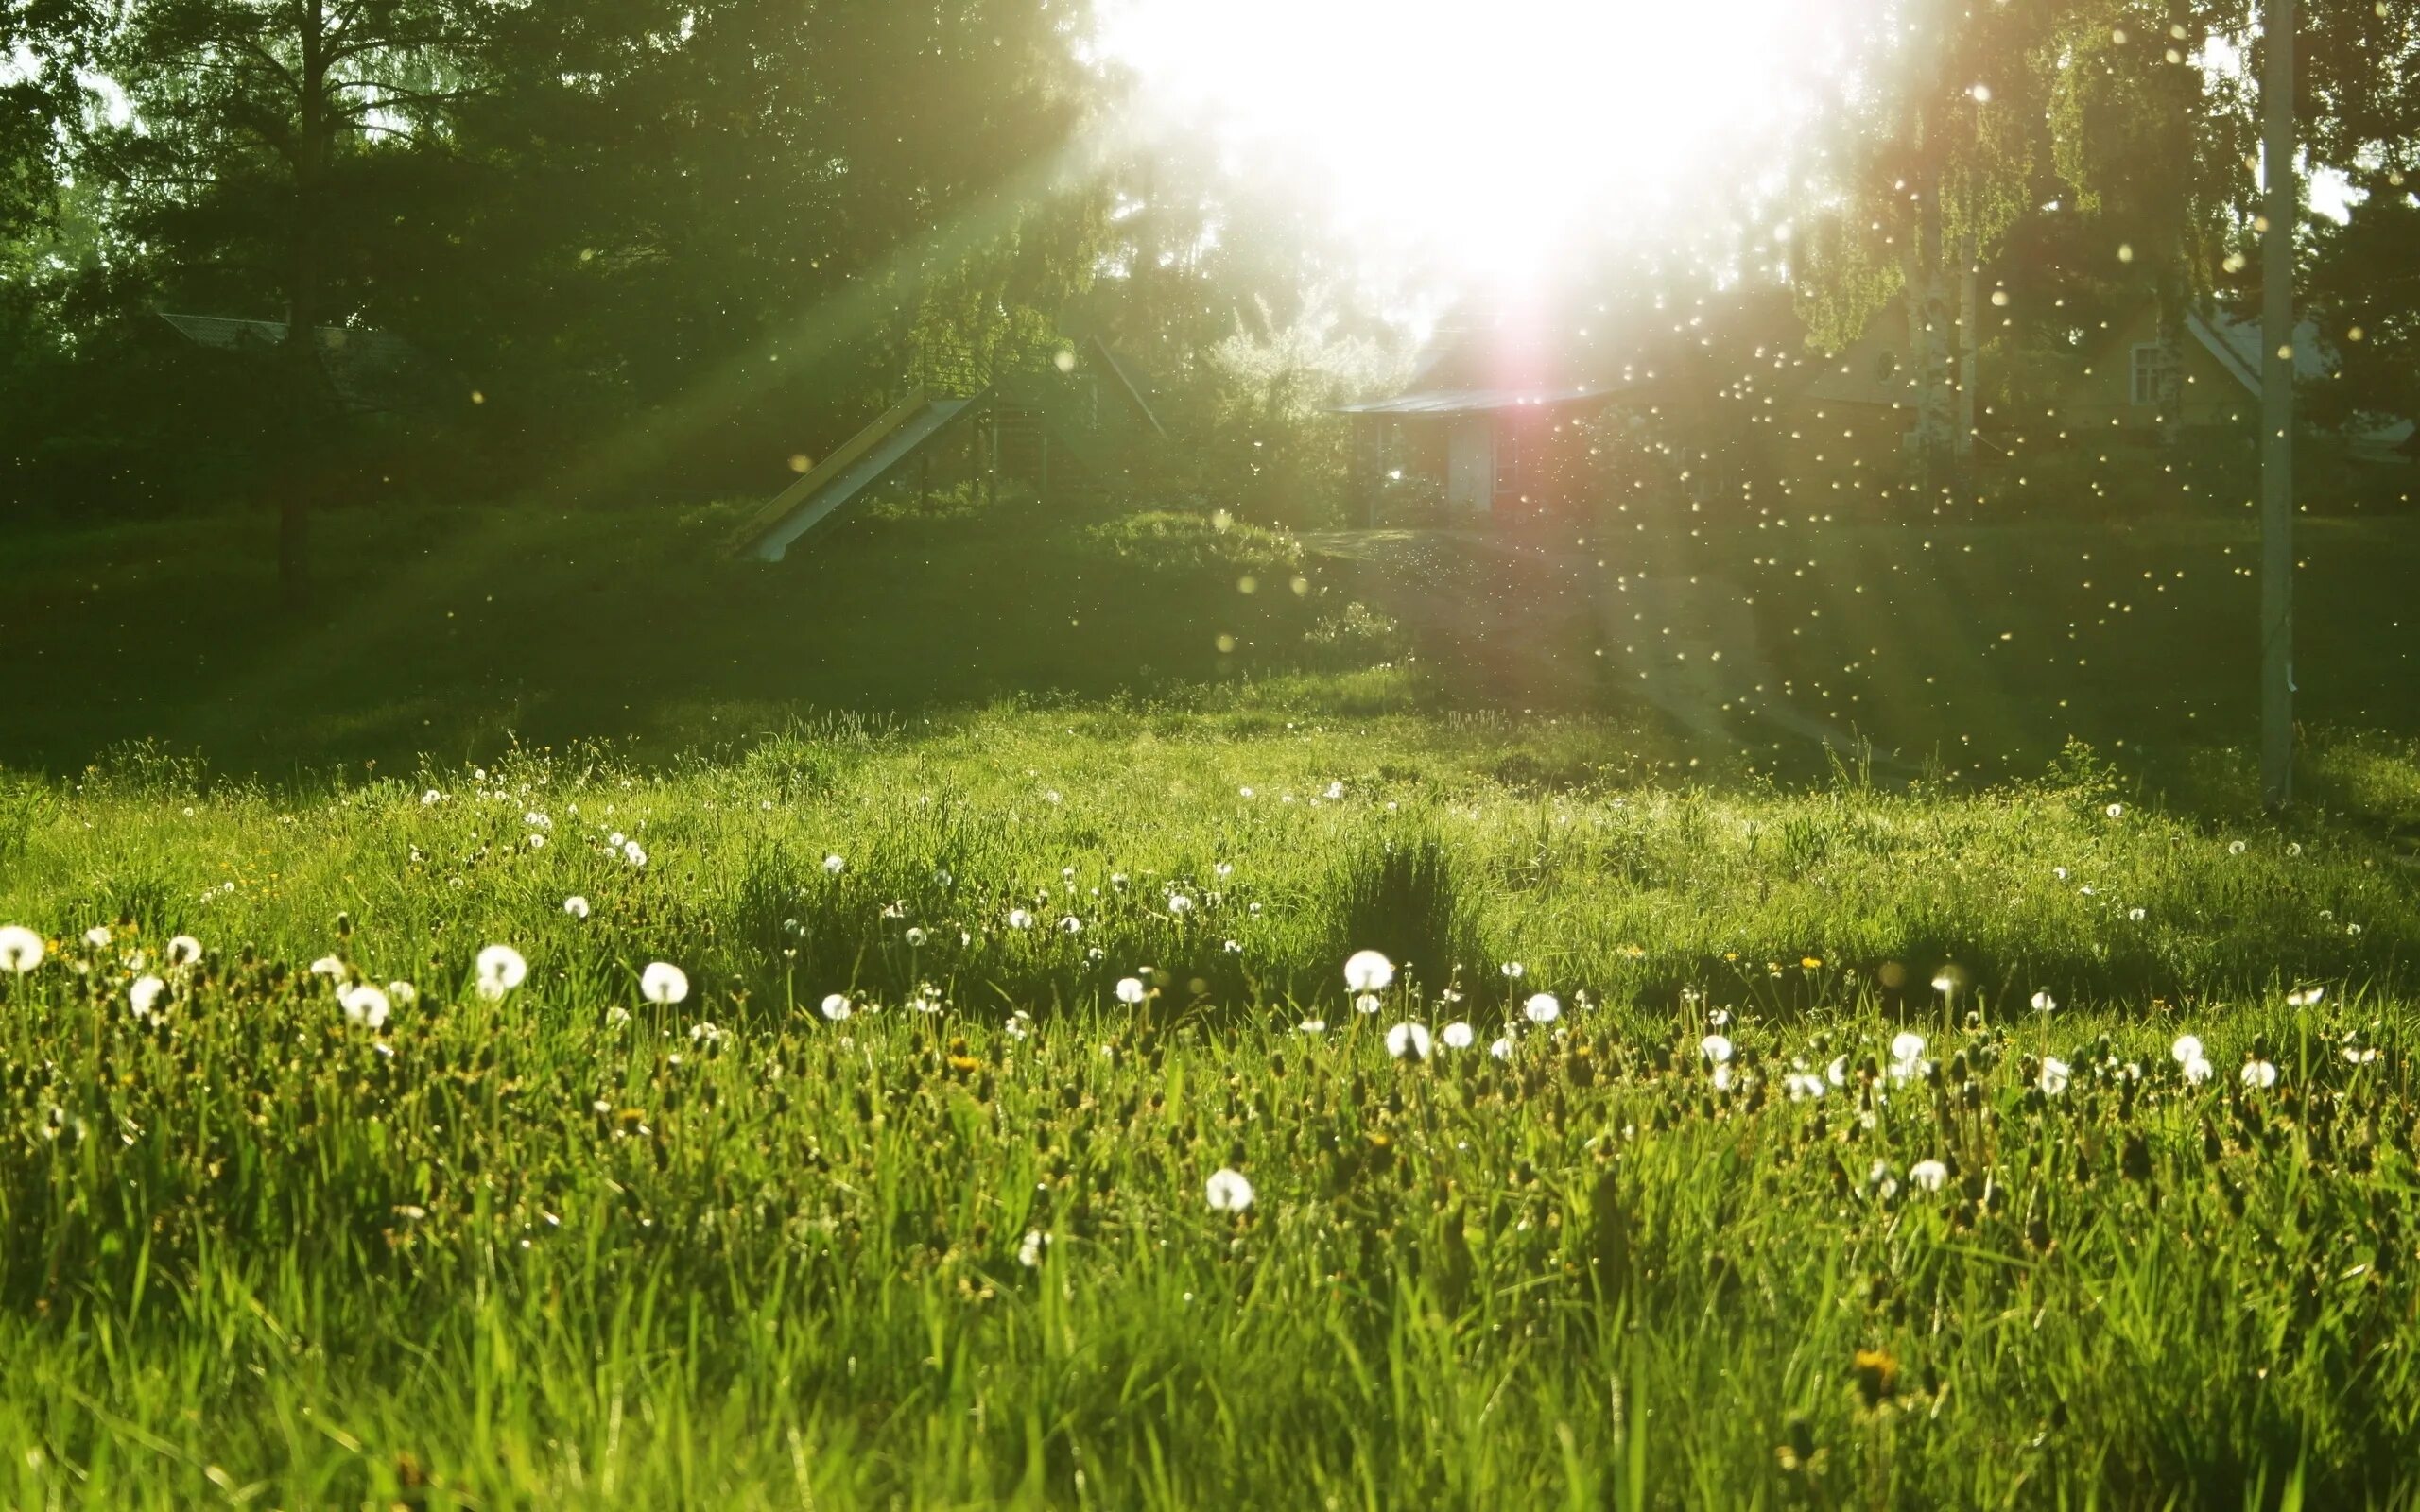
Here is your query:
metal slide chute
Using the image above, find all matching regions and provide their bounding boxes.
[734,387,983,562]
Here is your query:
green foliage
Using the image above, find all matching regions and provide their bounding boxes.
[1075,508,1305,575]
[2,729,2420,1504]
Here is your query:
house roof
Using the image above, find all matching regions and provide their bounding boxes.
[1339,294,1644,417]
[1085,335,1167,438]
[1333,385,1619,417]
[2184,310,2330,394]
[2186,310,2413,452]
[158,313,444,414]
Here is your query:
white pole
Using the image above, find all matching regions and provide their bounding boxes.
[2259,0,2295,808]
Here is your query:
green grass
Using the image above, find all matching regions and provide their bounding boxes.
[4,500,2420,1505]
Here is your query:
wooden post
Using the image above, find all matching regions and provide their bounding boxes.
[2260,0,2295,808]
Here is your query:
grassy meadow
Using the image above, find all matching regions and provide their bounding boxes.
[4,498,2420,1505]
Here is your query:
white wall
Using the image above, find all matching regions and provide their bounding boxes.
[1445,415,1495,514]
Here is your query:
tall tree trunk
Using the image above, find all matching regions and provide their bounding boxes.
[1902,185,1958,495]
[279,0,334,611]
[1956,234,1979,474]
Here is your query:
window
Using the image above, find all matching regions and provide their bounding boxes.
[2130,343,2175,407]
[1494,423,1522,494]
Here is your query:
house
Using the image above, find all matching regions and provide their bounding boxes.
[1335,309,1640,524]
[1783,291,2409,468]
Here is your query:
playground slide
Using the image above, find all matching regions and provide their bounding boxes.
[737,388,981,561]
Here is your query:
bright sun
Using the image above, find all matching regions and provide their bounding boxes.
[1099,0,1855,285]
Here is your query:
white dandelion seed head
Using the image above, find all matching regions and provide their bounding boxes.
[2031,990,2058,1013]
[640,961,689,1005]
[1910,1159,1948,1194]
[1386,1022,1433,1060]
[2228,840,2247,855]
[1442,1022,1475,1050]
[309,954,346,979]
[129,974,167,1021]
[1296,1018,1326,1034]
[821,853,845,875]
[1059,915,1082,934]
[1489,1035,1515,1061]
[2241,1058,2278,1090]
[904,926,927,947]
[1785,1072,1827,1101]
[1524,992,1562,1025]
[820,992,852,1022]
[622,841,648,867]
[2038,1057,2072,1096]
[1891,1031,1927,1066]
[2182,1055,2214,1085]
[339,982,390,1029]
[1115,976,1147,1005]
[1827,1055,1849,1087]
[1500,961,1525,980]
[1007,908,1034,930]
[2128,907,2147,922]
[1018,1230,1046,1268]
[2286,985,2325,1008]
[2105,803,2125,818]
[1204,1167,1254,1212]
[1167,893,1193,915]
[564,896,591,919]
[1355,992,1382,1016]
[1700,1033,1734,1065]
[388,980,418,1006]
[2171,1033,2203,1065]
[475,944,528,999]
[0,926,44,974]
[165,935,202,967]
[1342,949,1395,994]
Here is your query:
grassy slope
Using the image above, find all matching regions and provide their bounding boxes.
[4,501,2420,1505]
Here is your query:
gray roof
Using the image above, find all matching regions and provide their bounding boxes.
[1333,385,1619,417]
[2185,309,2329,394]
[158,313,444,414]
[2187,310,2413,451]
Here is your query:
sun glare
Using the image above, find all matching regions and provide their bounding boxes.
[1100,0,1852,285]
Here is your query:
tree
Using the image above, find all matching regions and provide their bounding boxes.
[2046,0,2257,440]
[2301,0,2420,439]
[2,0,97,254]
[1792,0,2058,492]
[96,0,482,604]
